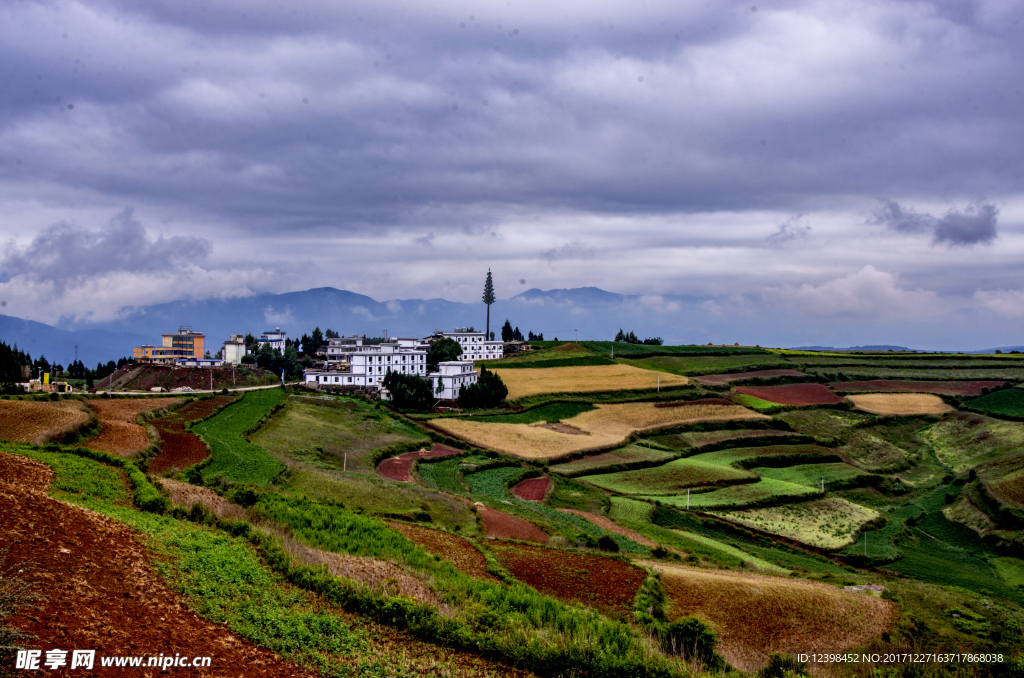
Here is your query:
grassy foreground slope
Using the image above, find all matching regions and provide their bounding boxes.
[193,388,288,485]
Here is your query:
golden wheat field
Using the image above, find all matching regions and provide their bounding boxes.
[710,497,880,550]
[846,393,952,415]
[643,561,896,672]
[0,400,91,444]
[429,401,765,459]
[490,364,688,400]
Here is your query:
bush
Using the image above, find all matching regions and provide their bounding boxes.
[597,535,620,552]
[381,371,434,410]
[457,365,508,409]
[659,617,725,671]
[759,652,807,678]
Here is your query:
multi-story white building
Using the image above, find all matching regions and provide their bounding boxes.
[259,327,288,352]
[324,335,429,362]
[429,361,478,400]
[222,334,247,365]
[304,342,427,388]
[431,328,503,361]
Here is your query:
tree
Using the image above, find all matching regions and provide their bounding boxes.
[427,337,462,371]
[382,371,434,410]
[311,326,324,349]
[482,269,496,338]
[642,337,664,345]
[513,326,524,341]
[325,328,339,339]
[501,320,514,342]
[458,365,508,409]
[244,333,259,352]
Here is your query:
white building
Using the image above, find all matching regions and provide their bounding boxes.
[429,361,478,400]
[259,327,287,352]
[304,342,428,388]
[431,328,503,361]
[222,334,247,365]
[323,335,429,362]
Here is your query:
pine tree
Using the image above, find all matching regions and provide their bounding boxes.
[501,320,513,342]
[482,269,496,338]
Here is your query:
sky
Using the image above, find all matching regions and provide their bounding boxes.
[0,0,1022,348]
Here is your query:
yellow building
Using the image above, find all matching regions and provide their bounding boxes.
[133,327,206,364]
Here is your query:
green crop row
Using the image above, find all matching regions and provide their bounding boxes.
[193,388,288,485]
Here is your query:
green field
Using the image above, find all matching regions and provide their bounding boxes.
[614,353,786,376]
[839,430,913,471]
[251,396,427,473]
[711,497,880,550]
[688,443,837,468]
[753,462,871,489]
[966,387,1024,418]
[777,409,868,440]
[580,457,755,495]
[641,477,819,509]
[194,388,288,485]
[624,521,789,572]
[416,454,492,495]
[549,443,676,477]
[730,393,778,411]
[608,496,655,522]
[463,465,529,498]
[926,413,1024,473]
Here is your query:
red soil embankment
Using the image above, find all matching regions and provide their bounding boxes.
[831,380,1005,396]
[376,443,462,482]
[511,477,551,501]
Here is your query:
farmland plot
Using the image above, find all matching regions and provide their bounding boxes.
[376,444,459,482]
[416,454,491,493]
[149,395,236,472]
[734,384,844,406]
[646,561,895,672]
[641,478,819,510]
[194,388,288,485]
[549,443,676,476]
[925,413,1024,472]
[777,409,867,440]
[84,397,182,456]
[430,401,765,459]
[710,497,880,549]
[753,462,872,490]
[965,387,1024,418]
[0,399,90,444]
[689,443,837,468]
[846,393,952,416]
[490,363,688,400]
[839,430,913,472]
[833,380,1006,396]
[694,369,806,385]
[581,457,755,495]
[387,522,499,582]
[489,542,647,615]
[608,496,655,523]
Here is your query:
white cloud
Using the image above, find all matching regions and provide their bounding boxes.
[762,265,944,318]
[974,289,1024,318]
[639,295,681,312]
[263,306,295,326]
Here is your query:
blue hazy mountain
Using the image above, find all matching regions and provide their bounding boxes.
[58,286,667,347]
[0,314,149,367]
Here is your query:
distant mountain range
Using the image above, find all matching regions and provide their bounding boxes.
[2,286,1020,366]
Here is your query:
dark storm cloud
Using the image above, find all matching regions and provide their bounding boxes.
[871,200,999,245]
[1,208,211,290]
[1,0,1022,235]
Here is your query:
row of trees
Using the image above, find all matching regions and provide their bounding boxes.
[614,329,663,345]
[500,320,543,342]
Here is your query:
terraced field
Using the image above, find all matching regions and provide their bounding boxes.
[641,478,820,510]
[734,384,844,406]
[0,399,90,444]
[846,393,952,415]
[965,387,1024,418]
[753,462,871,490]
[710,498,880,549]
[926,413,1024,472]
[431,400,765,459]
[548,443,676,476]
[581,457,755,494]
[193,388,288,485]
[84,397,182,456]
[491,363,688,400]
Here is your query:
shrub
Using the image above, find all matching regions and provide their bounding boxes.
[597,535,620,552]
[659,617,725,671]
[759,652,807,678]
[457,365,508,409]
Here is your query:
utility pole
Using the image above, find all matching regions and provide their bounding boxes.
[686,488,690,510]
[821,477,825,494]
[575,329,578,342]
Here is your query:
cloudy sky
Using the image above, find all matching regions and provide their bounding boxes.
[1,0,1022,348]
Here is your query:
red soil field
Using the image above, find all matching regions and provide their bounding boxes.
[489,541,647,615]
[149,396,235,473]
[0,400,89,445]
[695,369,806,386]
[734,384,843,406]
[476,504,550,543]
[388,521,500,582]
[376,443,461,482]
[831,380,1006,396]
[655,397,736,408]
[84,397,182,456]
[511,476,551,501]
[989,471,1024,509]
[0,452,316,678]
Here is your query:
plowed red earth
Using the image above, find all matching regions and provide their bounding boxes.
[388,522,500,582]
[655,398,736,408]
[511,477,550,501]
[84,397,183,456]
[0,452,314,677]
[695,370,806,386]
[489,541,647,615]
[377,443,461,482]
[831,380,1006,396]
[735,384,843,406]
[149,396,235,473]
[476,504,550,543]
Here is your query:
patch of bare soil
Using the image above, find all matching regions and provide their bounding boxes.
[0,400,90,445]
[83,397,183,456]
[0,452,316,677]
[534,422,589,435]
[475,503,550,543]
[555,509,659,548]
[388,522,500,583]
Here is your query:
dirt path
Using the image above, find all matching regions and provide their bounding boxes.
[0,452,316,677]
